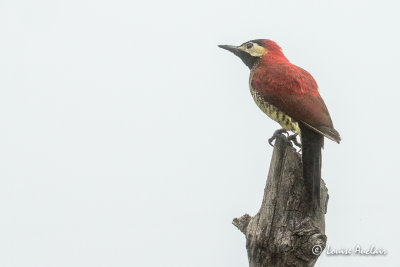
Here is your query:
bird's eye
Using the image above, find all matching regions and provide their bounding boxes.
[246,43,254,49]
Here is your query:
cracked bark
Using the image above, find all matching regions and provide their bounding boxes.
[233,134,328,267]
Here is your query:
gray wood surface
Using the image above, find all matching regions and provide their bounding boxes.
[233,134,328,267]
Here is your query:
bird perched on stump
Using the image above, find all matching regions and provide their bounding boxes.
[219,39,340,206]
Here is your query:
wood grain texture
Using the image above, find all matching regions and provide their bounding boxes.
[233,134,328,267]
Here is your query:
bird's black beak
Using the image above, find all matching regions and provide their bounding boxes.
[218,45,241,56]
[218,44,260,69]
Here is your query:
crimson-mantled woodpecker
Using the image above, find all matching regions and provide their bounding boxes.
[219,39,340,205]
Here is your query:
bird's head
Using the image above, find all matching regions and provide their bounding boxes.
[218,39,289,69]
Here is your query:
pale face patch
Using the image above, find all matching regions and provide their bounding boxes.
[239,42,267,57]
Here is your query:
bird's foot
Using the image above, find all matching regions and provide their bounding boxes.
[288,133,302,149]
[268,129,288,146]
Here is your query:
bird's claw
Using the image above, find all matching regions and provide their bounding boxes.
[268,129,302,150]
[288,133,302,149]
[268,129,288,146]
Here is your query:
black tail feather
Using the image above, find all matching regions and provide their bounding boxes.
[299,122,323,206]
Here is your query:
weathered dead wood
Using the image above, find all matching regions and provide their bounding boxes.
[233,134,328,267]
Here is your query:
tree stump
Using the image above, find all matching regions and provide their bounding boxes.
[233,134,329,267]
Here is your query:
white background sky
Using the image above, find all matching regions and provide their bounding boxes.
[1,0,399,266]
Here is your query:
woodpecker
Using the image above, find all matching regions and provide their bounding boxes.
[219,39,340,206]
